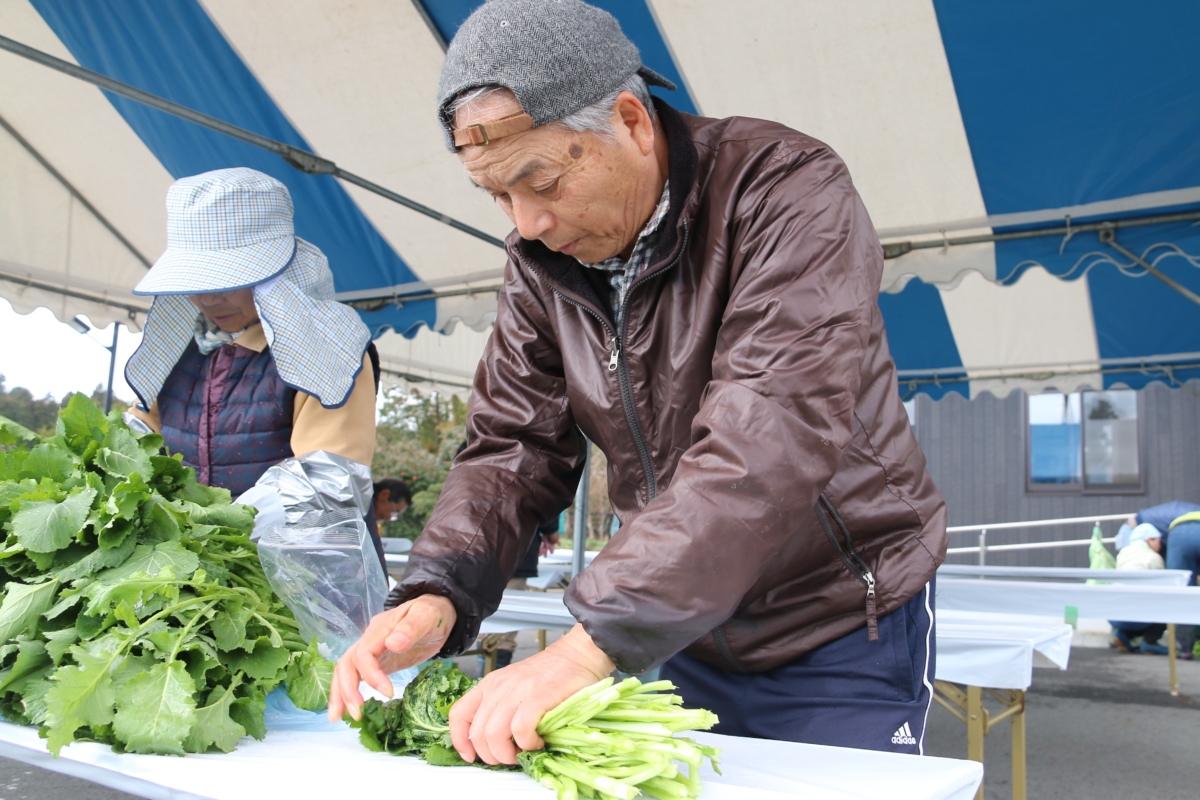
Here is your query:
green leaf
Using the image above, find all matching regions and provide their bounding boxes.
[54,535,137,583]
[12,490,96,554]
[112,660,197,755]
[140,497,182,543]
[25,549,57,571]
[136,433,165,456]
[0,416,39,446]
[0,479,39,512]
[284,640,334,711]
[182,642,222,688]
[149,455,187,488]
[42,592,82,622]
[20,444,75,483]
[96,517,136,550]
[83,570,179,619]
[57,394,108,455]
[176,471,220,507]
[44,632,128,755]
[104,474,148,521]
[75,611,108,640]
[0,639,48,692]
[12,664,55,724]
[94,426,153,480]
[424,743,471,766]
[209,604,252,652]
[95,541,199,584]
[43,627,79,665]
[112,651,156,693]
[193,503,256,532]
[229,682,267,740]
[0,580,60,642]
[183,679,246,753]
[221,637,290,681]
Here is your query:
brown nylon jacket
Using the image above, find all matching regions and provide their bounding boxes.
[391,101,947,674]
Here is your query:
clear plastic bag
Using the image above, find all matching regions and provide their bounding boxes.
[257,508,389,658]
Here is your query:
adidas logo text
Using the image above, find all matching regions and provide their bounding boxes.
[891,722,917,746]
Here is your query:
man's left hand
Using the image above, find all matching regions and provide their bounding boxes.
[539,532,561,557]
[448,623,614,765]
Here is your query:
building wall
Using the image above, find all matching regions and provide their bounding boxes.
[912,380,1200,567]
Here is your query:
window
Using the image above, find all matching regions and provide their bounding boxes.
[1026,389,1143,493]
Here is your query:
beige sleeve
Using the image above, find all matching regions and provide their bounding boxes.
[129,401,162,434]
[290,353,377,465]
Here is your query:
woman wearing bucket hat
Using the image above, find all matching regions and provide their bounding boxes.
[124,167,387,573]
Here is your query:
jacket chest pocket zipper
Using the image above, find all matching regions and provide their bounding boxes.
[815,494,879,641]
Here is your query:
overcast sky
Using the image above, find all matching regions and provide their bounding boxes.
[0,297,141,403]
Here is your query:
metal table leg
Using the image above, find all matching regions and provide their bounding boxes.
[1008,691,1026,800]
[1167,623,1179,696]
[935,681,1029,800]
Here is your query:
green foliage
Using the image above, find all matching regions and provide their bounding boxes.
[373,388,467,541]
[350,661,474,759]
[351,666,722,800]
[0,398,334,756]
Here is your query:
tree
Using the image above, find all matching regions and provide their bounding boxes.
[0,375,61,434]
[372,387,467,541]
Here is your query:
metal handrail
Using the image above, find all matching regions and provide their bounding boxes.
[947,513,1131,534]
[946,513,1133,565]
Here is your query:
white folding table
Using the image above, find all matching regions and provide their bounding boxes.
[0,713,981,800]
[482,592,1079,800]
[937,572,1200,694]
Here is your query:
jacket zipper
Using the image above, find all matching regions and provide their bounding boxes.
[611,221,689,501]
[711,624,748,673]
[815,494,879,641]
[532,221,689,504]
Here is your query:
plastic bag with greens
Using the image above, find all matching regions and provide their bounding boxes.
[257,508,388,657]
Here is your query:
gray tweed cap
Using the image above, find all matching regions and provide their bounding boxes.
[437,0,676,149]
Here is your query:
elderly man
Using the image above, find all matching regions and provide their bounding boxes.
[330,0,947,761]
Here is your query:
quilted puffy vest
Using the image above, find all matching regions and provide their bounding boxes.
[158,341,294,497]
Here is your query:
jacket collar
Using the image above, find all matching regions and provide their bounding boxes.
[511,99,700,328]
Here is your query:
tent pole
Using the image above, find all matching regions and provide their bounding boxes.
[1099,228,1200,308]
[0,34,504,250]
[104,324,119,414]
[572,440,591,579]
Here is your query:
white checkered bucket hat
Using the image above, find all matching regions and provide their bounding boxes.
[134,168,296,295]
[126,169,370,410]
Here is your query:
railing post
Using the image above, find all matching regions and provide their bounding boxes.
[978,530,987,567]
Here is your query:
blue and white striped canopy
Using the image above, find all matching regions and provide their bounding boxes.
[2,1,1198,396]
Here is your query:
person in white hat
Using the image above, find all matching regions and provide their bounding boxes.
[124,167,386,572]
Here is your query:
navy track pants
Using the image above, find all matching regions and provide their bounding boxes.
[661,581,935,754]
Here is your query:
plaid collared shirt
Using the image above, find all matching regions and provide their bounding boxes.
[577,183,670,326]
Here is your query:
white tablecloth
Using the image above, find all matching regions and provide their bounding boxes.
[481,593,1073,692]
[935,610,1073,690]
[938,564,1191,586]
[0,719,981,800]
[937,578,1200,625]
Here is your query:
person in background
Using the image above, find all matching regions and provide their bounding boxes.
[123,168,386,574]
[1118,501,1200,658]
[374,478,413,523]
[1109,523,1169,654]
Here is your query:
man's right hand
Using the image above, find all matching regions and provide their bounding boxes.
[327,594,457,722]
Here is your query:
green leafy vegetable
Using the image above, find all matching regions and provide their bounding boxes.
[349,664,721,800]
[0,398,334,756]
[12,490,95,553]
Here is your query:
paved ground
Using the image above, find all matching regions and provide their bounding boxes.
[3,635,1197,799]
[925,646,1200,799]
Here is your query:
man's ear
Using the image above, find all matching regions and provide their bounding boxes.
[613,91,655,156]
[377,489,390,503]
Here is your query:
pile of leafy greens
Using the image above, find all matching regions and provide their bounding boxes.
[0,395,333,756]
[351,662,720,800]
